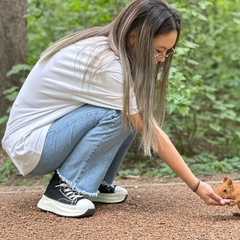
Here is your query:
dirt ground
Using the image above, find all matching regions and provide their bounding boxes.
[0,173,240,240]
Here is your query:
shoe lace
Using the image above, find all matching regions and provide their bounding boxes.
[57,182,83,201]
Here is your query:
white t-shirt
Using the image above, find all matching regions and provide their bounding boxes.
[2,36,138,176]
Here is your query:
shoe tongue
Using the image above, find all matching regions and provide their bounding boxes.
[99,184,115,193]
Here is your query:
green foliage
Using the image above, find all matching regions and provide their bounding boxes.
[0,157,16,181]
[1,0,240,183]
[26,0,129,64]
[185,154,240,175]
[1,64,32,126]
[1,64,30,126]
[6,64,32,78]
[164,0,240,159]
[119,153,240,178]
[0,86,21,126]
[3,87,19,102]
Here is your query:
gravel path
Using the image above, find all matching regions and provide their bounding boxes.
[0,174,240,240]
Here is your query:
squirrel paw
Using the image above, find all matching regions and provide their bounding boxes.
[232,212,240,217]
[230,202,237,206]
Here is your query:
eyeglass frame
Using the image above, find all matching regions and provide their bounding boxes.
[154,48,175,59]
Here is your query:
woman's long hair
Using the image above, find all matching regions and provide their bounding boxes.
[40,0,181,155]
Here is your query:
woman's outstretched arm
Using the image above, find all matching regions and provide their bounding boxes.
[128,113,231,206]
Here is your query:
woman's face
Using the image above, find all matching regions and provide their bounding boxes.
[153,30,178,63]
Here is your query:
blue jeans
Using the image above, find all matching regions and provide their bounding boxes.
[31,105,136,196]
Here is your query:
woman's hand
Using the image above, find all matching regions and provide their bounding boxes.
[195,181,232,206]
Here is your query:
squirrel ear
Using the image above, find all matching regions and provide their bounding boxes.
[223,177,228,183]
[227,178,233,186]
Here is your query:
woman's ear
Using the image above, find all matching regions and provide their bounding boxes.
[129,30,138,45]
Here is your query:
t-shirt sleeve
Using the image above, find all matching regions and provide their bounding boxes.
[98,60,138,115]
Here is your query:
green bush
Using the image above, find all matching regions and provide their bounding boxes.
[165,0,240,159]
[1,0,239,180]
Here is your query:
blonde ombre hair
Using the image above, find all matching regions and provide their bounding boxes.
[40,0,180,155]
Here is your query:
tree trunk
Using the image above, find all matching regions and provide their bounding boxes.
[0,0,27,136]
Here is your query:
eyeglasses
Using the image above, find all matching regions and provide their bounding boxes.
[154,48,175,60]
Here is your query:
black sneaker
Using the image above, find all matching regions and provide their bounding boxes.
[37,172,95,217]
[86,184,128,204]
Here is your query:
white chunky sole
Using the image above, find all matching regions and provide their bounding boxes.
[87,186,128,203]
[37,195,95,217]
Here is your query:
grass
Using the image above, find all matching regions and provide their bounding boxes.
[1,150,240,186]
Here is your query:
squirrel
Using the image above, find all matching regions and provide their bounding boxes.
[217,177,240,216]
